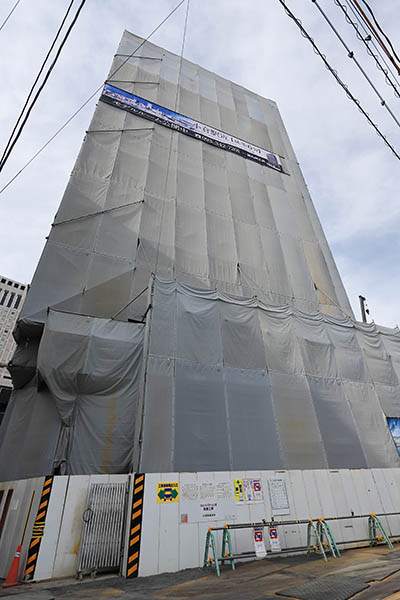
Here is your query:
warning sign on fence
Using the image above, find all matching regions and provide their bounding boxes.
[269,526,281,552]
[234,479,245,503]
[234,478,263,503]
[157,482,179,503]
[253,527,267,558]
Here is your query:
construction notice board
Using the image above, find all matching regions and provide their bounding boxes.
[268,478,290,515]
[180,481,236,523]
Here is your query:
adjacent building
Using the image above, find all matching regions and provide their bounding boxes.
[1,31,400,481]
[0,276,27,424]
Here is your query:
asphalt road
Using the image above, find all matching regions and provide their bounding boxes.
[2,545,400,600]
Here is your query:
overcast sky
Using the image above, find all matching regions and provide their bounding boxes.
[0,0,399,327]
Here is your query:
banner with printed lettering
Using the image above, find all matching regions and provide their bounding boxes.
[101,84,283,172]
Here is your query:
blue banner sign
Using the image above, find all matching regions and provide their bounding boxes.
[387,417,400,455]
[101,84,283,172]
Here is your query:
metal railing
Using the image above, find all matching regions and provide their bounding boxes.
[204,511,398,576]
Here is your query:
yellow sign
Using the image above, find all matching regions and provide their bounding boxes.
[157,481,179,503]
[234,479,245,503]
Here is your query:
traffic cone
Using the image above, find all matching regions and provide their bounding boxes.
[3,544,21,587]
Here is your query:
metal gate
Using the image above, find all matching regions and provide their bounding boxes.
[77,482,128,578]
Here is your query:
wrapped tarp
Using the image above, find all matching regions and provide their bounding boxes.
[38,310,144,474]
[0,310,144,479]
[1,33,399,479]
[0,378,60,481]
[139,278,400,472]
[1,279,399,478]
[8,336,39,389]
[17,31,354,336]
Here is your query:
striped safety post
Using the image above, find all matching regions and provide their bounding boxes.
[126,473,145,578]
[24,476,54,581]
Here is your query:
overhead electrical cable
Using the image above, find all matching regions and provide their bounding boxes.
[343,0,400,86]
[311,0,400,129]
[0,0,87,172]
[335,0,400,99]
[135,0,190,471]
[276,0,400,162]
[154,0,190,276]
[0,0,76,171]
[0,0,21,33]
[359,0,400,65]
[348,0,400,74]
[0,0,186,196]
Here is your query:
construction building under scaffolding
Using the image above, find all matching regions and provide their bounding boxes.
[1,31,400,481]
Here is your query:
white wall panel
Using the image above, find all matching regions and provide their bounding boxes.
[158,472,180,574]
[138,473,161,577]
[179,471,200,570]
[3,469,400,583]
[52,475,90,578]
[34,476,69,581]
[286,470,310,547]
[338,470,366,543]
[372,469,399,537]
[0,477,44,579]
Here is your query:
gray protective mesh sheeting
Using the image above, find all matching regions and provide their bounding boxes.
[19,31,353,331]
[139,278,400,472]
[0,310,144,479]
[38,310,144,475]
[0,378,60,481]
[1,32,400,479]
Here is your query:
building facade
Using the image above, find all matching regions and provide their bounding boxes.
[0,276,27,423]
[1,32,400,481]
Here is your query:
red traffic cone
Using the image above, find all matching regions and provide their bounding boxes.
[3,544,21,587]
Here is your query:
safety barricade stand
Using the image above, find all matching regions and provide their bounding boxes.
[203,511,399,576]
[203,527,222,576]
[368,513,393,549]
[307,518,341,562]
[204,523,264,576]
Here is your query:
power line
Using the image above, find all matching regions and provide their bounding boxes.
[349,0,400,74]
[335,0,400,99]
[154,0,190,276]
[0,0,21,33]
[311,0,400,129]
[276,0,400,162]
[0,0,186,196]
[359,0,400,66]
[0,0,76,170]
[344,0,400,86]
[0,0,87,172]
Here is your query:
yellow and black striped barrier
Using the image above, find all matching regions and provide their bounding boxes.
[24,476,54,581]
[126,473,145,578]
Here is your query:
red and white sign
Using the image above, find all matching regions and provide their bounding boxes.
[252,479,263,501]
[269,526,281,552]
[253,527,267,558]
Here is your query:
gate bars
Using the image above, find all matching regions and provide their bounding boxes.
[77,482,128,578]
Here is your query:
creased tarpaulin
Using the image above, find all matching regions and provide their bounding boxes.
[139,278,400,472]
[38,309,144,474]
[1,32,400,480]
[1,277,400,478]
[0,309,144,479]
[0,377,60,481]
[17,31,355,333]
